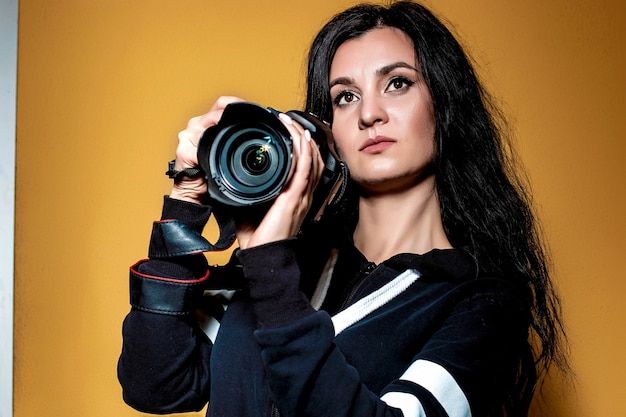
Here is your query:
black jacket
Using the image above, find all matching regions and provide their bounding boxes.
[118,197,530,417]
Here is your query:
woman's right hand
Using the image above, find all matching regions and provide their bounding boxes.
[236,114,325,250]
[169,96,245,204]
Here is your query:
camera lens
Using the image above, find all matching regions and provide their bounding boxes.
[243,144,271,174]
[207,124,292,205]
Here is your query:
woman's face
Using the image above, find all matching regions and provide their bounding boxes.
[329,27,436,194]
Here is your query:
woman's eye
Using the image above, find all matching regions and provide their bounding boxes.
[387,77,415,92]
[333,91,359,107]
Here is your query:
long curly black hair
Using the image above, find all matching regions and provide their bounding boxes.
[305,2,569,415]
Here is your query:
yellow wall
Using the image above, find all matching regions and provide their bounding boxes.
[15,0,624,416]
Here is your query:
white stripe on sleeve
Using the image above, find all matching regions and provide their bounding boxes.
[383,359,471,417]
[381,391,427,417]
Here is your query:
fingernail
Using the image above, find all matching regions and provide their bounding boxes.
[304,130,312,142]
[278,113,293,125]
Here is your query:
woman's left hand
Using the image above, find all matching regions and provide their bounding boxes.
[236,113,324,250]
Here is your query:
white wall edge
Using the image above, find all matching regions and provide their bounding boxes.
[0,0,18,416]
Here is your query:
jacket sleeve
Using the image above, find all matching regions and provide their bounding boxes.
[237,242,405,417]
[239,243,527,417]
[117,196,220,413]
[379,278,529,417]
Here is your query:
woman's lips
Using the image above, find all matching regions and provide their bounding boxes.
[359,136,396,154]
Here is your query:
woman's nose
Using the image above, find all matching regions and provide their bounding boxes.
[358,97,388,129]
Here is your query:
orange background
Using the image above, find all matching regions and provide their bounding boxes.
[15,0,624,416]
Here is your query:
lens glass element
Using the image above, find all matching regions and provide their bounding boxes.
[229,132,280,187]
[242,143,271,174]
[210,125,291,205]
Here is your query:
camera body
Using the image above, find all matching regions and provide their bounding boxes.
[197,102,346,221]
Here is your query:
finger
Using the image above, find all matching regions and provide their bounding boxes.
[277,112,305,136]
[304,130,323,196]
[203,96,246,125]
[189,96,247,131]
[275,113,303,178]
[309,131,324,183]
[176,96,248,169]
[282,130,314,201]
[177,130,197,146]
[210,95,246,112]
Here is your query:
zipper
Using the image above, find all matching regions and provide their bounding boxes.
[338,261,377,311]
[270,403,281,417]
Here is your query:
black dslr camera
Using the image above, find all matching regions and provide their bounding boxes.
[197,102,346,221]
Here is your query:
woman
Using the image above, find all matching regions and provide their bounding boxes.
[118,2,568,416]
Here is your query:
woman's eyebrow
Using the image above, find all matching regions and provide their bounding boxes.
[329,76,353,89]
[377,61,419,76]
[330,62,419,88]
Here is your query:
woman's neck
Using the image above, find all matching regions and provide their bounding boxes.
[353,178,452,264]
